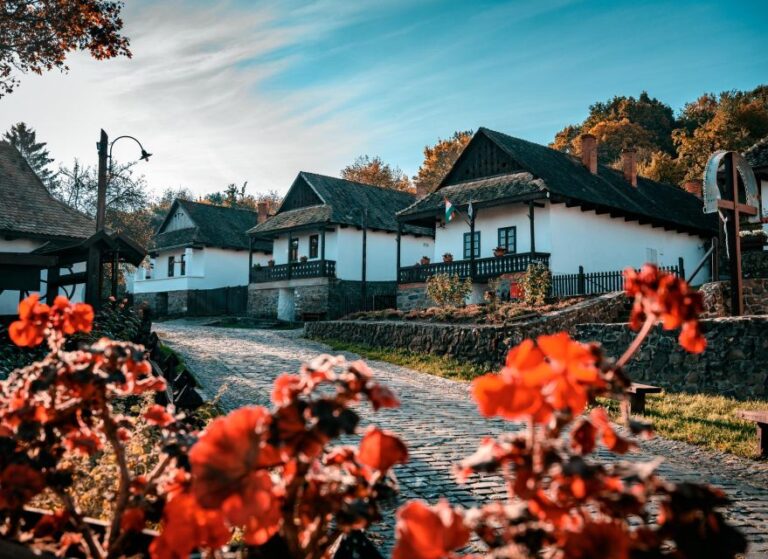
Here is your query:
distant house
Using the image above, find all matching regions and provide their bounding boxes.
[0,142,144,317]
[247,172,433,321]
[745,136,768,237]
[396,128,716,307]
[132,199,272,315]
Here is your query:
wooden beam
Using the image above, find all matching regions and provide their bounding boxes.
[0,253,58,267]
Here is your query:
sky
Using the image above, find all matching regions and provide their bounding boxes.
[1,0,767,199]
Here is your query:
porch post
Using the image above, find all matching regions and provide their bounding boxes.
[110,249,119,297]
[396,222,402,283]
[528,201,536,253]
[46,265,59,304]
[470,212,476,279]
[321,227,326,261]
[248,236,253,282]
[287,232,293,280]
[361,210,368,310]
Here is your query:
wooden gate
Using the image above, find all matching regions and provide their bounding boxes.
[187,286,247,316]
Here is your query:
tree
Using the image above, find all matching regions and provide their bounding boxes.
[637,150,687,186]
[52,158,151,241]
[3,122,55,187]
[0,0,131,96]
[202,182,283,210]
[412,131,472,194]
[341,155,412,192]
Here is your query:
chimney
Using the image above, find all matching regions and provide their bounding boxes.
[621,148,638,187]
[257,201,270,223]
[580,133,597,174]
[415,183,429,199]
[682,179,703,199]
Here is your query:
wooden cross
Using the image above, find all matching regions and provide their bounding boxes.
[718,153,758,316]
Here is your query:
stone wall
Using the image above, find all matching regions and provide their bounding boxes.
[743,249,768,279]
[397,284,429,311]
[296,284,330,318]
[247,287,279,318]
[306,292,630,366]
[574,318,768,399]
[700,279,768,317]
[133,290,189,317]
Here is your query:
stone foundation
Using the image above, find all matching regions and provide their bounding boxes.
[700,279,768,317]
[742,249,768,279]
[247,287,279,318]
[574,317,768,399]
[397,284,429,311]
[133,290,190,316]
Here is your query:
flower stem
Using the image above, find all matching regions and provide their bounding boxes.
[616,316,656,369]
[55,489,104,559]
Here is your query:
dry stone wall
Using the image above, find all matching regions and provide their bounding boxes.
[700,278,768,317]
[574,318,768,399]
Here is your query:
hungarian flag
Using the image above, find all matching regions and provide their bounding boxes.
[445,198,457,222]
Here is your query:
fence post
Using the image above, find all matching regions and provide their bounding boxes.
[678,257,685,280]
[577,265,585,295]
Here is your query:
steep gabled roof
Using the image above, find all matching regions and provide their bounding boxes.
[0,141,95,240]
[152,199,271,253]
[248,172,430,236]
[400,128,716,236]
[745,136,768,171]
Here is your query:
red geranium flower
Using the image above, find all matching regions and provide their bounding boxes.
[8,294,50,347]
[0,464,45,509]
[393,500,469,559]
[121,507,146,532]
[220,471,282,546]
[358,426,408,473]
[189,406,281,508]
[144,404,175,427]
[560,520,631,559]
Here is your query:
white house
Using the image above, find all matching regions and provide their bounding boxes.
[247,172,433,321]
[746,136,768,239]
[396,128,717,307]
[132,199,272,315]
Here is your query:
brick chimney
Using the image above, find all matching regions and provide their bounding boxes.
[580,133,597,174]
[682,179,703,198]
[621,148,638,187]
[257,201,270,223]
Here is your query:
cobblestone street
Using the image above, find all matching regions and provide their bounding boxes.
[156,321,768,557]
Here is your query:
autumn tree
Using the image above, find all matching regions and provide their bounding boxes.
[673,86,768,180]
[341,155,412,191]
[0,0,131,96]
[203,182,283,210]
[412,130,472,193]
[637,151,687,186]
[3,122,55,187]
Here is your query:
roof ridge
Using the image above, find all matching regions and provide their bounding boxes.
[178,198,258,213]
[300,170,416,198]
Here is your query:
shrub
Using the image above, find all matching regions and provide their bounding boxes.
[426,273,472,307]
[521,261,552,306]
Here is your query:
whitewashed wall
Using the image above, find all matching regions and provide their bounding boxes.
[132,246,252,294]
[548,204,709,283]
[0,238,86,315]
[432,203,550,261]
[268,226,432,282]
[401,234,435,268]
[761,179,768,240]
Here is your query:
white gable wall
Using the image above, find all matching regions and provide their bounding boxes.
[548,204,709,283]
[761,179,768,240]
[162,206,194,232]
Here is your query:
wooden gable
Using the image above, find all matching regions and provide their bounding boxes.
[279,175,324,212]
[161,204,194,233]
[440,132,521,187]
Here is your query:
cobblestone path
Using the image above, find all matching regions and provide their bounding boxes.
[156,321,768,557]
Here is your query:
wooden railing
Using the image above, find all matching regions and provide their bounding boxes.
[398,252,551,283]
[550,263,682,297]
[250,260,336,283]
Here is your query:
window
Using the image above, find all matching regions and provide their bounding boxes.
[179,254,186,276]
[309,235,319,259]
[167,256,175,277]
[498,226,517,253]
[646,248,658,265]
[289,238,299,262]
[463,231,480,259]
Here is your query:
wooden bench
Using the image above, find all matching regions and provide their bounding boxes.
[606,382,662,415]
[736,410,768,458]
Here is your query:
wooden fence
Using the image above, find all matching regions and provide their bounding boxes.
[550,260,683,298]
[186,286,248,316]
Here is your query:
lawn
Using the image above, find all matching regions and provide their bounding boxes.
[319,337,768,460]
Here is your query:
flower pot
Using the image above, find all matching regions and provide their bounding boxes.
[442,254,453,263]
[300,256,308,263]
[420,257,431,266]
[268,260,275,267]
[493,248,506,257]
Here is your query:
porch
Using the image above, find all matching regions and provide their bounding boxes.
[398,252,550,283]
[250,259,336,283]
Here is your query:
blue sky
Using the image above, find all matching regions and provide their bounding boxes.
[0,0,766,197]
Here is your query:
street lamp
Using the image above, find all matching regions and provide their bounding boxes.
[95,129,152,231]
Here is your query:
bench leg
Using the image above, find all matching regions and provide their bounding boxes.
[629,393,646,415]
[758,423,768,458]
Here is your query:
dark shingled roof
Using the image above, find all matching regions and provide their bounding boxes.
[248,172,431,236]
[152,199,271,253]
[0,141,95,240]
[745,136,768,170]
[399,128,716,236]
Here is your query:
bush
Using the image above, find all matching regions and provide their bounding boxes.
[426,273,472,307]
[521,261,552,306]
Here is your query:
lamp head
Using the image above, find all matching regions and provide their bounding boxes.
[140,149,152,162]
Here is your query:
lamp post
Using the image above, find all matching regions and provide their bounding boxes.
[85,129,152,307]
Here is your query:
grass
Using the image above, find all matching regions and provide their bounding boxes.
[318,338,487,381]
[317,337,768,460]
[600,392,768,460]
